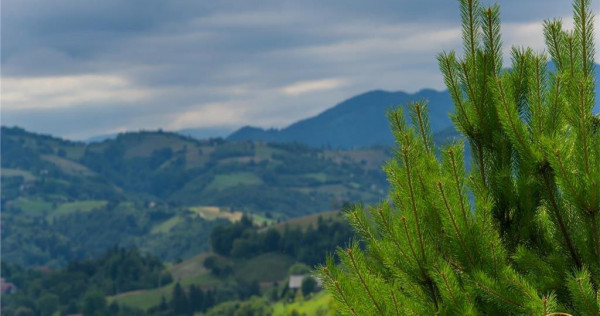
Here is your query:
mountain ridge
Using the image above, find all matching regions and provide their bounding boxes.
[228,67,600,148]
[228,89,454,148]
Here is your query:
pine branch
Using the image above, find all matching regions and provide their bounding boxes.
[541,169,583,269]
[437,181,475,267]
[401,147,426,263]
[346,248,385,316]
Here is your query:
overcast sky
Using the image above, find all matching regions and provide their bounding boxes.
[2,0,599,140]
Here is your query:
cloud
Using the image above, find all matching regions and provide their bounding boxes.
[166,103,246,130]
[281,78,349,96]
[2,0,598,139]
[2,74,152,111]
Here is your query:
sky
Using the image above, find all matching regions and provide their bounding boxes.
[2,0,599,140]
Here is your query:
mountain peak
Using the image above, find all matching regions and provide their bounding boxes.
[228,89,453,148]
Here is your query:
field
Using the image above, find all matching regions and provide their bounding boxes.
[2,168,36,181]
[41,154,96,176]
[188,206,243,222]
[47,200,108,221]
[270,210,342,233]
[272,291,334,316]
[169,253,211,280]
[150,216,184,234]
[233,253,295,283]
[109,253,295,311]
[10,198,53,216]
[205,172,263,191]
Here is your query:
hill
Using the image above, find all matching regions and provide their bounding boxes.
[2,126,389,215]
[228,89,454,148]
[1,127,388,267]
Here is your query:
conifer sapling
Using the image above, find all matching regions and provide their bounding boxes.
[320,0,600,314]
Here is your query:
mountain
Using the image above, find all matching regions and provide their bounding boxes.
[85,127,234,143]
[228,89,454,148]
[229,67,600,148]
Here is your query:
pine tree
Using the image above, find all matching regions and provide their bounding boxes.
[188,284,205,313]
[171,282,191,316]
[320,0,600,315]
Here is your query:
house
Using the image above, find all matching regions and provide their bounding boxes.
[288,275,304,289]
[289,275,323,290]
[1,278,17,294]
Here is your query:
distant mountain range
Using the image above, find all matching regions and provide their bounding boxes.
[228,67,600,148]
[79,65,599,149]
[228,89,454,148]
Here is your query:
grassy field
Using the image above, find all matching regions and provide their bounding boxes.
[254,146,284,160]
[205,172,263,191]
[270,210,342,233]
[109,284,174,311]
[60,145,86,160]
[47,200,108,221]
[184,146,212,169]
[188,206,244,222]
[304,172,328,182]
[1,168,36,181]
[41,154,96,176]
[169,253,211,280]
[108,271,221,310]
[251,213,277,226]
[11,198,53,216]
[272,291,334,316]
[150,216,183,234]
[233,253,295,283]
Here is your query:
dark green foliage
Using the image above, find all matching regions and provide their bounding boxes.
[203,297,273,316]
[0,247,171,316]
[288,263,311,275]
[188,285,205,313]
[301,276,317,296]
[170,283,190,316]
[36,293,59,316]
[322,0,600,315]
[209,215,354,266]
[146,287,216,316]
[1,201,223,267]
[203,255,234,277]
[81,290,108,316]
[210,214,254,256]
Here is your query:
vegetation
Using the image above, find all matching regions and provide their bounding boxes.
[95,212,354,314]
[271,291,333,316]
[210,213,353,266]
[321,0,600,315]
[2,126,388,267]
[2,200,225,267]
[1,247,171,316]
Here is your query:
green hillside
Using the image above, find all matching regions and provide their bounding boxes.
[1,126,388,267]
[2,126,390,218]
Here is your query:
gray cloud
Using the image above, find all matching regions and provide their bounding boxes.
[2,0,598,139]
